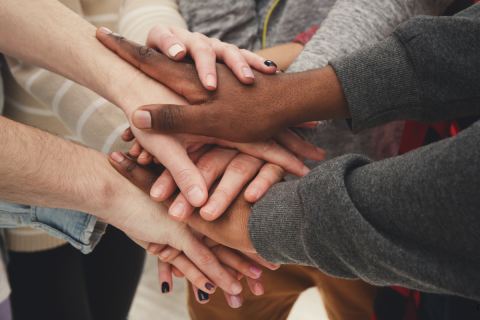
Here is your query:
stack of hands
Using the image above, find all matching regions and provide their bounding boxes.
[95,25,327,307]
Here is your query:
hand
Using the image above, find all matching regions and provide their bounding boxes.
[109,152,260,252]
[146,24,277,90]
[121,129,319,221]
[97,29,325,209]
[97,29,350,143]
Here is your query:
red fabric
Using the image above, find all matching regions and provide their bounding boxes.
[399,119,460,154]
[293,26,320,45]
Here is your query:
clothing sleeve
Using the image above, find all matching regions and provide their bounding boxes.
[249,5,480,301]
[119,0,187,46]
[288,0,454,73]
[0,201,107,254]
[329,4,480,133]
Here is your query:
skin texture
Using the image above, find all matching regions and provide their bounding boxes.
[96,31,351,143]
[109,151,255,252]
[255,42,305,71]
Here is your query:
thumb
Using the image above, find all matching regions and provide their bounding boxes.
[131,104,220,136]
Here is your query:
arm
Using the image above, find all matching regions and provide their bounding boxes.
[288,0,454,73]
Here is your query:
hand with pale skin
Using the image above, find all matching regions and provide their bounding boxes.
[109,153,278,307]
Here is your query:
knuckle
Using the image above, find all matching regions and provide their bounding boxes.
[263,139,278,155]
[263,164,285,181]
[192,32,207,40]
[210,245,225,256]
[159,105,180,131]
[174,168,195,185]
[125,161,138,174]
[137,45,157,59]
[196,158,217,176]
[197,250,216,267]
[227,159,251,175]
[213,186,233,201]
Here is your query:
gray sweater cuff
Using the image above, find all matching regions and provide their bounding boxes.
[248,181,311,265]
[329,35,423,133]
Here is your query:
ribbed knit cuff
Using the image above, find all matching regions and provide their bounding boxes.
[329,35,423,134]
[248,181,311,265]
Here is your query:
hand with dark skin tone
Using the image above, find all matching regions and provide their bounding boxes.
[96,31,351,143]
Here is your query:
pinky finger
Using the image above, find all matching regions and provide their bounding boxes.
[240,49,277,74]
[222,265,243,308]
[172,266,184,278]
[158,260,173,294]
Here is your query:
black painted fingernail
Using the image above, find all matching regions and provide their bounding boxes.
[264,60,278,68]
[198,289,209,301]
[162,282,170,293]
[205,282,215,291]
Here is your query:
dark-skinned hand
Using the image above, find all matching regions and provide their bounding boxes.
[96,31,350,143]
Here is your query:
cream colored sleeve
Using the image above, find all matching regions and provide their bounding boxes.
[119,0,188,45]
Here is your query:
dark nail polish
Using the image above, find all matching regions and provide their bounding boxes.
[205,282,215,291]
[198,289,209,301]
[264,60,278,68]
[162,282,170,293]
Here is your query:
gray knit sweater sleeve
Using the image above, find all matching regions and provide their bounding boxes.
[249,4,480,300]
[288,0,454,73]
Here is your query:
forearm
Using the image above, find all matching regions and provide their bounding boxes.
[288,0,454,72]
[0,0,184,116]
[249,120,480,300]
[0,116,124,217]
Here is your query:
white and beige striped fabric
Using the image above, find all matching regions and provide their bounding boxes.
[3,0,187,253]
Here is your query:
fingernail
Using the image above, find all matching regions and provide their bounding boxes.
[249,266,262,277]
[159,247,171,260]
[242,68,255,79]
[147,243,160,255]
[162,282,170,293]
[98,27,112,34]
[205,282,215,291]
[110,151,124,163]
[132,110,152,129]
[169,202,185,218]
[202,201,217,215]
[264,60,277,68]
[254,282,264,295]
[303,165,310,175]
[276,69,285,74]
[187,186,205,206]
[168,44,184,58]
[247,188,260,199]
[205,74,216,89]
[230,294,242,308]
[317,147,326,157]
[231,282,242,295]
[151,184,165,199]
[198,289,209,301]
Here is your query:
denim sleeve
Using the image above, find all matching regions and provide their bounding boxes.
[0,201,107,254]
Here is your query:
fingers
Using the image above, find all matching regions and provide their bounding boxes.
[168,147,238,221]
[171,265,184,278]
[122,127,135,141]
[129,140,143,158]
[240,49,278,75]
[234,139,309,177]
[109,151,160,192]
[210,245,263,279]
[191,283,211,304]
[146,24,186,60]
[181,236,242,295]
[210,41,255,85]
[293,121,318,128]
[186,33,219,90]
[150,145,213,202]
[240,251,281,271]
[221,265,243,308]
[246,274,264,296]
[244,163,286,202]
[274,129,326,161]
[157,260,173,294]
[168,253,217,295]
[200,154,264,220]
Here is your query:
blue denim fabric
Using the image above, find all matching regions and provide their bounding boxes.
[0,201,107,254]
